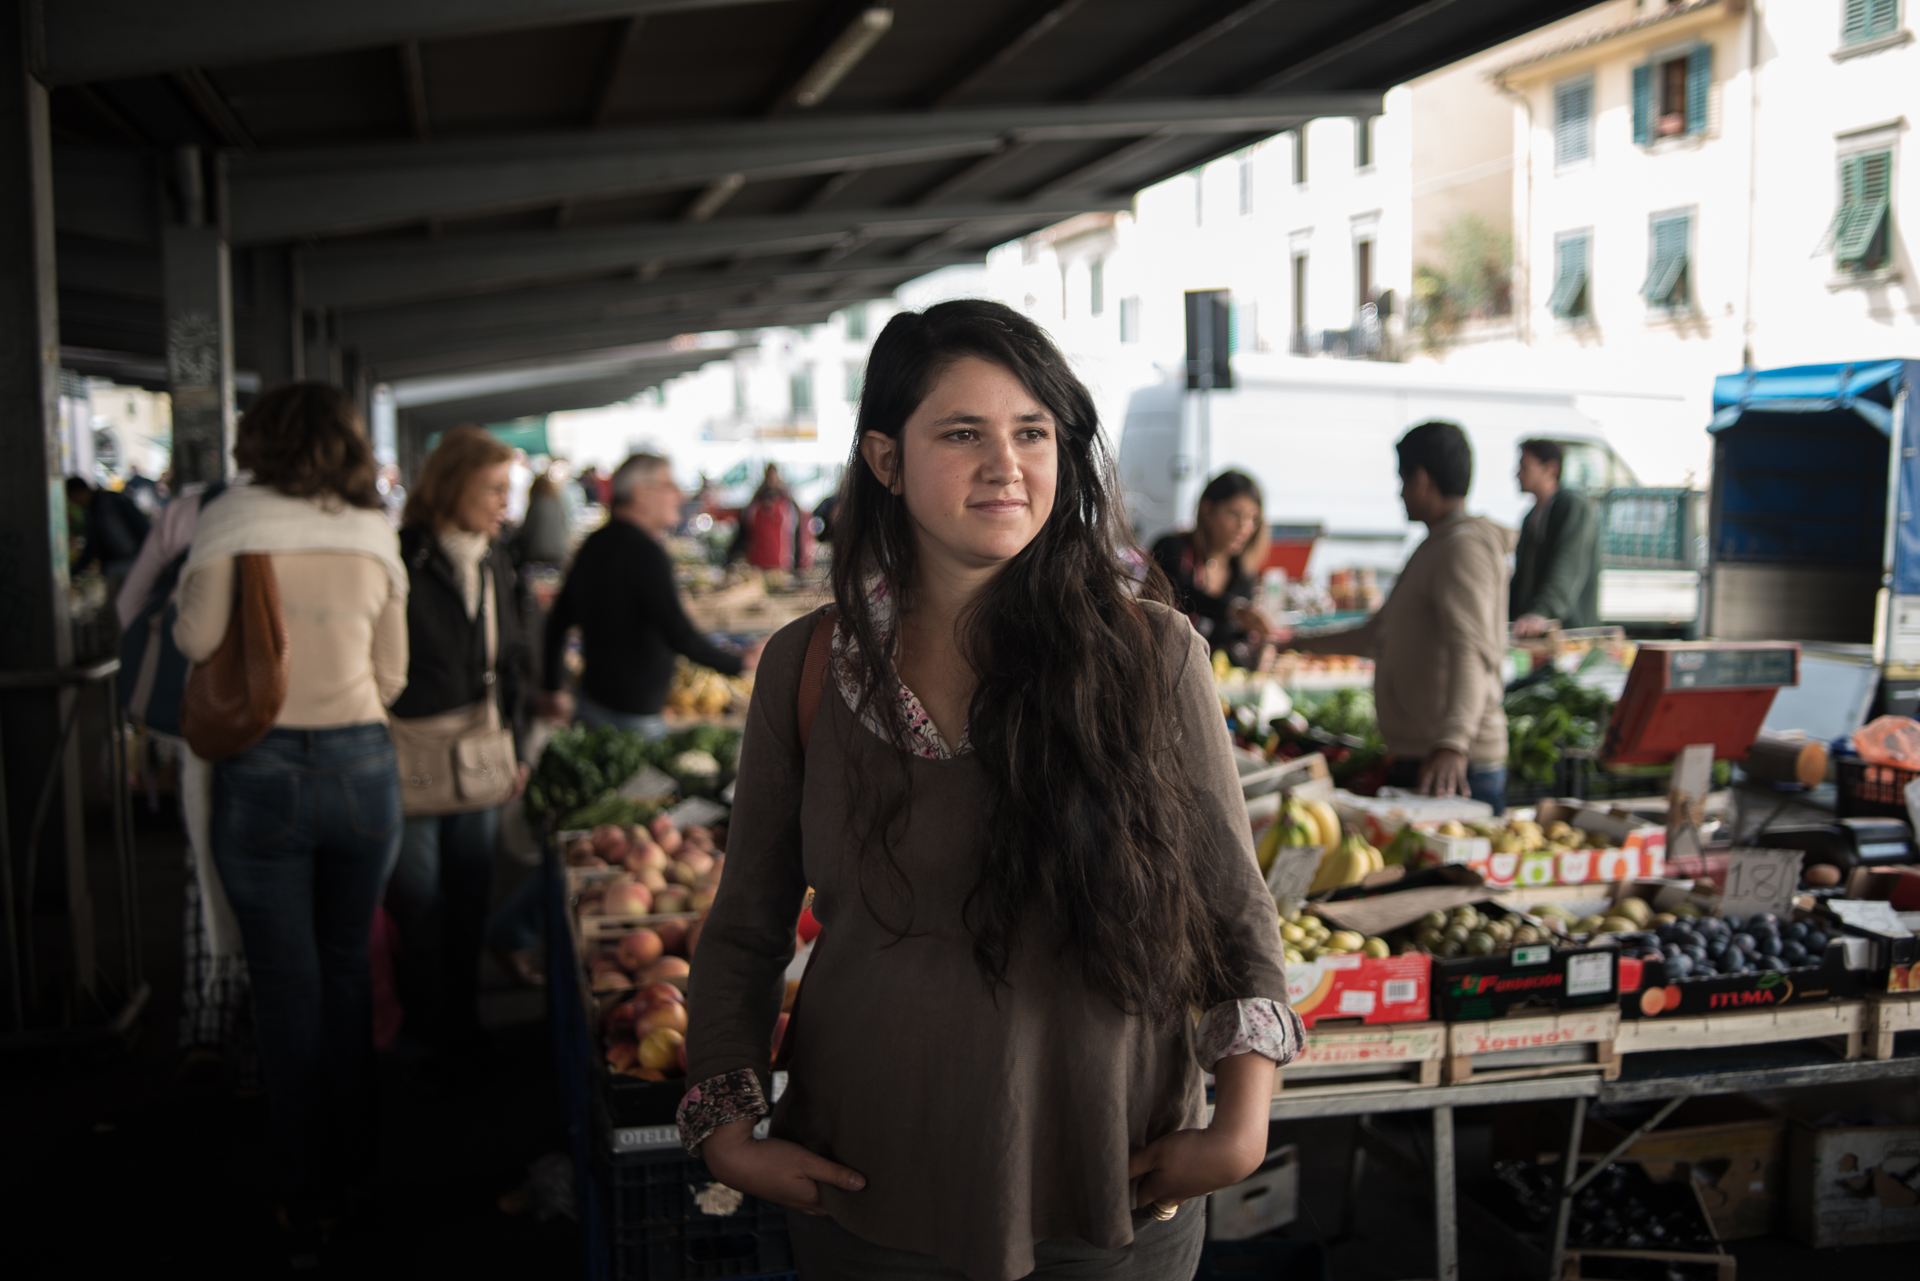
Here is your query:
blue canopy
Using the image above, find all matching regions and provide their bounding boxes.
[1711,360,1914,434]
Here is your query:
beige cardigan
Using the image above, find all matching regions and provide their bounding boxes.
[176,553,407,728]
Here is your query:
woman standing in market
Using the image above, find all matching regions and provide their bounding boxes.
[682,300,1300,1281]
[386,426,537,1051]
[174,384,408,1242]
[1149,470,1278,668]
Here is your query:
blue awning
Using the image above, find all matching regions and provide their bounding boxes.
[1710,360,1914,434]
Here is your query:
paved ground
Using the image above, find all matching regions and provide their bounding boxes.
[5,803,1911,1279]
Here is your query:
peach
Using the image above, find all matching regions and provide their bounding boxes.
[657,826,683,857]
[676,849,715,879]
[668,861,700,889]
[641,956,691,984]
[588,949,625,974]
[634,1001,688,1039]
[649,814,676,842]
[652,919,689,955]
[639,1027,685,1073]
[653,888,690,915]
[604,883,654,917]
[639,867,669,894]
[592,968,632,992]
[631,841,669,873]
[634,981,684,1009]
[618,928,664,971]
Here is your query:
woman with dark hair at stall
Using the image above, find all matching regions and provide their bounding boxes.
[174,383,408,1246]
[386,426,537,1053]
[681,300,1299,1281]
[1149,470,1277,667]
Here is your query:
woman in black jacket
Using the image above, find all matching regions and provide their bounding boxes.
[386,427,533,1058]
[1148,470,1278,668]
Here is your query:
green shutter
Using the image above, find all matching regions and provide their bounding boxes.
[1846,0,1901,42]
[1549,236,1589,317]
[1686,45,1712,135]
[1836,152,1892,265]
[1845,0,1871,40]
[1555,78,1591,165]
[1631,63,1653,146]
[1643,216,1688,305]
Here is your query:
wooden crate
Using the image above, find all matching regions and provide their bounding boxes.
[1561,1247,1733,1281]
[1866,993,1919,1060]
[1614,1001,1867,1064]
[1443,1008,1620,1085]
[1273,1020,1444,1095]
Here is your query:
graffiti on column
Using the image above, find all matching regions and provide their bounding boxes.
[168,308,224,482]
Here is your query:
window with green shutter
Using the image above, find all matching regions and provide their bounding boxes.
[1554,76,1593,166]
[1632,44,1712,144]
[1823,151,1894,270]
[1643,213,1690,308]
[1549,233,1591,318]
[1843,0,1901,44]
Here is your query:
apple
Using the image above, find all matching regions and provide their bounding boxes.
[606,1039,638,1069]
[676,849,715,879]
[649,814,676,843]
[604,883,654,917]
[641,956,691,984]
[668,861,700,889]
[639,867,669,894]
[639,1027,685,1073]
[631,842,669,873]
[657,826,683,857]
[633,1000,688,1039]
[652,919,689,955]
[618,928,664,971]
[653,887,690,915]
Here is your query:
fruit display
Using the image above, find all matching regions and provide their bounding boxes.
[600,979,691,1081]
[1306,831,1384,896]
[527,722,744,828]
[571,815,726,920]
[1433,815,1622,856]
[1255,795,1340,872]
[1503,670,1612,786]
[667,657,754,718]
[1387,902,1556,959]
[1631,911,1830,981]
[1276,902,1389,964]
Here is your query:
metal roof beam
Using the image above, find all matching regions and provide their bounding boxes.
[390,340,731,406]
[336,260,963,350]
[226,95,1371,241]
[37,0,794,85]
[298,199,1127,309]
[924,0,1086,110]
[1079,0,1281,102]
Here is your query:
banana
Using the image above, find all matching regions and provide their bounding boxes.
[1302,799,1342,849]
[1255,821,1284,873]
[1305,834,1377,895]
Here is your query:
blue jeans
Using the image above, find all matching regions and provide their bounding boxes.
[575,696,668,740]
[211,724,401,1223]
[385,807,500,1053]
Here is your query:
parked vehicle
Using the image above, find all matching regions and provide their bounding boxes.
[1115,355,1702,627]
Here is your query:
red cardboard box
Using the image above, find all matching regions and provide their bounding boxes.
[1285,951,1429,1026]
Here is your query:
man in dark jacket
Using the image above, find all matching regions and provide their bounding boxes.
[540,453,762,737]
[1510,439,1600,636]
[67,476,151,580]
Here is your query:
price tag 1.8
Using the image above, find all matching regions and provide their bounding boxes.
[1717,847,1803,922]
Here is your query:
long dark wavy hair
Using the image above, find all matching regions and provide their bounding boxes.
[831,299,1247,1023]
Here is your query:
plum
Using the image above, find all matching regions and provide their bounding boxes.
[1782,941,1809,965]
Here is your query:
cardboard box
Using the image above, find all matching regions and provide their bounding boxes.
[1415,800,1666,888]
[1583,1096,1787,1241]
[1619,936,1870,1019]
[1285,950,1429,1026]
[1779,1082,1920,1247]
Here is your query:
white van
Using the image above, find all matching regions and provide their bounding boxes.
[1114,354,1702,626]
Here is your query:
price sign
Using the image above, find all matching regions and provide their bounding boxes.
[1718,847,1802,922]
[1266,846,1324,903]
[1827,898,1913,937]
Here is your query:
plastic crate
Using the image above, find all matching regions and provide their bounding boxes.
[606,1149,792,1280]
[1836,757,1919,819]
[1597,489,1694,570]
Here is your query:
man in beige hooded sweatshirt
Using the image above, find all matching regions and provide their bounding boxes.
[1293,420,1516,812]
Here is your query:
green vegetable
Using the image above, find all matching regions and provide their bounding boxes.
[561,794,657,830]
[1504,672,1613,784]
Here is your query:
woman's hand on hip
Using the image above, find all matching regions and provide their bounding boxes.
[1129,1050,1275,1211]
[700,1118,865,1214]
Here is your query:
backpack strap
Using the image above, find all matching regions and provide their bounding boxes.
[795,605,836,753]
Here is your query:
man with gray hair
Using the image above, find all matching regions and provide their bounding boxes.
[540,453,761,735]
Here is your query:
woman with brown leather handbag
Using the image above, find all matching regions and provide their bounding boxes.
[383,427,533,1065]
[174,384,408,1248]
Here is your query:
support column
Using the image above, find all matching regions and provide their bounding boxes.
[0,0,86,1027]
[162,146,235,485]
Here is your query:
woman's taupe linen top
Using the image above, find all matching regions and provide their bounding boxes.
[686,601,1291,1281]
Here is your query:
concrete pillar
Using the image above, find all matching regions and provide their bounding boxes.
[0,0,88,1025]
[245,246,298,391]
[162,146,235,484]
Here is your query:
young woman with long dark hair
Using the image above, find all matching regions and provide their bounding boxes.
[681,301,1300,1281]
[1149,470,1277,666]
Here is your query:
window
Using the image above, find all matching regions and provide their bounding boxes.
[789,368,813,417]
[1238,150,1254,214]
[1549,231,1591,318]
[1632,44,1711,143]
[844,303,866,340]
[844,361,864,404]
[1291,252,1309,341]
[1355,239,1374,311]
[1119,295,1141,343]
[1089,257,1105,316]
[1823,150,1893,271]
[1843,0,1900,44]
[1291,127,1307,185]
[1354,116,1375,169]
[1643,212,1691,309]
[1554,76,1593,166]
